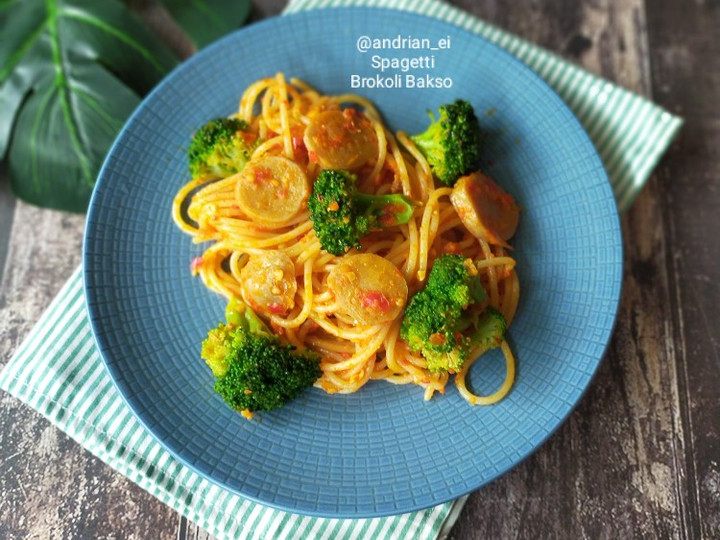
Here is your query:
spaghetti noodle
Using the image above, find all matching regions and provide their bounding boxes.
[172,73,520,405]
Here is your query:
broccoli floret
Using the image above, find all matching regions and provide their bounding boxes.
[470,307,507,351]
[200,298,321,414]
[410,100,483,186]
[201,324,234,377]
[307,169,414,255]
[400,254,505,373]
[188,117,257,179]
[422,251,487,309]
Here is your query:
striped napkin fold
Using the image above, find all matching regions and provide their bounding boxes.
[0,0,682,539]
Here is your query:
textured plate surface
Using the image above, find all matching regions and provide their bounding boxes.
[84,8,622,518]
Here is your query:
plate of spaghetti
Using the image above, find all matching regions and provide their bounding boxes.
[84,8,622,517]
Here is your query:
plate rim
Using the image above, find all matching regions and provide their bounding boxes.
[83,6,624,518]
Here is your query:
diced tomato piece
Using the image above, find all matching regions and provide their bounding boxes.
[442,242,462,254]
[267,302,286,315]
[359,290,392,312]
[253,167,273,184]
[190,257,203,273]
[240,131,257,144]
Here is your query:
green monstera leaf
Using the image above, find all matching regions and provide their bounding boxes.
[0,0,250,212]
[158,0,251,50]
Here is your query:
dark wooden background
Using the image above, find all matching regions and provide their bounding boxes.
[1,1,718,538]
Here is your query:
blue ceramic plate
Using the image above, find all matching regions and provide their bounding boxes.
[84,8,622,518]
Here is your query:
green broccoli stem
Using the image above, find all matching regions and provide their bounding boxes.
[202,297,321,414]
[410,115,444,161]
[353,193,414,228]
[225,297,270,336]
[411,113,442,146]
[469,306,506,351]
[308,169,416,255]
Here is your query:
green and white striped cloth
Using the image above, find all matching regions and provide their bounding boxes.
[0,0,681,539]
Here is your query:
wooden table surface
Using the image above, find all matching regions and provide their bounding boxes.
[1,1,718,538]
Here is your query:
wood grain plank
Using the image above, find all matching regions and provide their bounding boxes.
[645,1,720,538]
[0,202,178,539]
